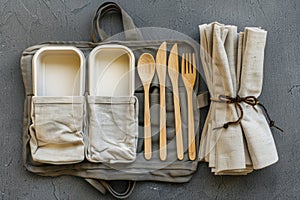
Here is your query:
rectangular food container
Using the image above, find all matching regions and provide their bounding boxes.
[30,46,86,164]
[32,46,85,96]
[86,44,138,164]
[88,44,135,96]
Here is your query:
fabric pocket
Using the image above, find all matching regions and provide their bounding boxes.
[29,96,85,164]
[86,96,138,164]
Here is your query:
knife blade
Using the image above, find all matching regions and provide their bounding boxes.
[156,42,167,161]
[168,43,184,160]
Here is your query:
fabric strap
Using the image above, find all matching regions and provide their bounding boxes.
[85,179,136,199]
[91,2,143,42]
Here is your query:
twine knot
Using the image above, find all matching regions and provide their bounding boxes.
[212,95,283,132]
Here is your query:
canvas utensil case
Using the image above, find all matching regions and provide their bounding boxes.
[20,2,208,198]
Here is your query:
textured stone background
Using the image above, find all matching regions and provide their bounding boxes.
[0,0,299,199]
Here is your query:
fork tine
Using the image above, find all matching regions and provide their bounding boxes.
[181,53,185,74]
[184,53,189,74]
[186,53,192,74]
[192,53,196,74]
[189,53,192,74]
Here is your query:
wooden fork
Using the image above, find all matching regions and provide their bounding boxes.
[181,53,197,160]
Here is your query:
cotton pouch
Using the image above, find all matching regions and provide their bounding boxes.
[29,96,85,164]
[86,96,138,164]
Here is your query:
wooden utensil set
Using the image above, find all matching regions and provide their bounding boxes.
[137,42,197,161]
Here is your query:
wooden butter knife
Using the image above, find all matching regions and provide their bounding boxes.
[168,44,184,160]
[156,42,167,161]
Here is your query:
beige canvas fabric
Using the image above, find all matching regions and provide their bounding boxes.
[29,96,85,164]
[238,28,278,169]
[86,96,138,164]
[199,23,252,175]
[199,22,278,175]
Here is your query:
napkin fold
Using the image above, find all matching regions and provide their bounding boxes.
[199,22,278,175]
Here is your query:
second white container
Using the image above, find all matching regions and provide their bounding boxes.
[88,44,135,96]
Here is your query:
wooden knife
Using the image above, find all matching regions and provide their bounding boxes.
[168,43,184,160]
[156,42,167,161]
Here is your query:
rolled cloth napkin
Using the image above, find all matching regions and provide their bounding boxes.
[199,22,279,175]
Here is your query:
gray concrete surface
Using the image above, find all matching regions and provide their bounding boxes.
[1,0,299,199]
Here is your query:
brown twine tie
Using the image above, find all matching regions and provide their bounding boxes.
[211,95,283,132]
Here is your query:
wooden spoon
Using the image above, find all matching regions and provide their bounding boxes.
[137,53,155,160]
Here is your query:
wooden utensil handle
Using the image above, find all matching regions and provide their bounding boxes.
[187,88,196,160]
[173,85,184,160]
[159,85,167,161]
[144,87,152,160]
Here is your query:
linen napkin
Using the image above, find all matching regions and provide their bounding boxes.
[199,22,278,175]
[238,28,278,169]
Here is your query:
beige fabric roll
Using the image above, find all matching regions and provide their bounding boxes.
[199,23,251,174]
[238,28,278,169]
[199,22,278,175]
[199,23,212,163]
[212,25,248,173]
